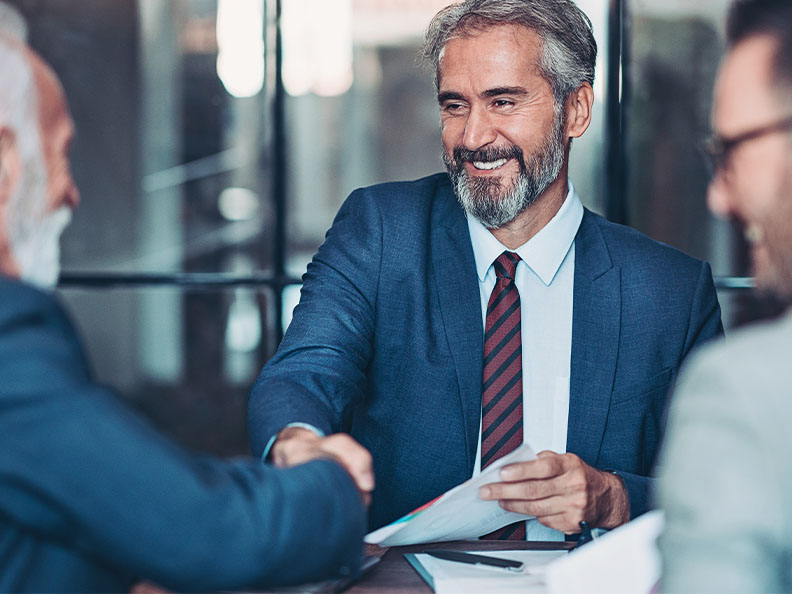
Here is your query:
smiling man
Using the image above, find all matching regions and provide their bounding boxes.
[249,0,723,540]
[659,1,792,591]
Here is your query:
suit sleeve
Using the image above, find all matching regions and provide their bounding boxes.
[248,188,382,455]
[0,289,366,591]
[658,349,783,593]
[613,260,723,519]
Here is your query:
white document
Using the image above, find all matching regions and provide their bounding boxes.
[365,443,537,546]
[545,510,664,594]
[413,550,567,594]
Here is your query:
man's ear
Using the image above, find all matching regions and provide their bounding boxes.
[564,82,594,140]
[0,127,21,209]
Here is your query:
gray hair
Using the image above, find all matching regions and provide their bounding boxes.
[0,34,39,162]
[0,1,27,42]
[0,2,35,145]
[422,0,597,107]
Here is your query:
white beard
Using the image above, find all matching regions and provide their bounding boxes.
[13,205,71,288]
[5,149,71,289]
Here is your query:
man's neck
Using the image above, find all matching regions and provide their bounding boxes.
[489,173,570,250]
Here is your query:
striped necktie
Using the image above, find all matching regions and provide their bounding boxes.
[481,250,526,540]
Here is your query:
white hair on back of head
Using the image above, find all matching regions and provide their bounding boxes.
[0,33,39,161]
[0,2,28,41]
[0,3,37,164]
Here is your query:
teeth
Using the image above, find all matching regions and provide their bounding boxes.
[472,158,508,170]
[745,225,764,245]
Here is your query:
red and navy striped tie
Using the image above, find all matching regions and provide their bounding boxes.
[481,251,526,540]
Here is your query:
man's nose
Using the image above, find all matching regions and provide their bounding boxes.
[64,178,80,209]
[54,169,80,210]
[462,105,497,150]
[706,174,732,219]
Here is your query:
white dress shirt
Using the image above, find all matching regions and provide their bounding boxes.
[467,180,584,541]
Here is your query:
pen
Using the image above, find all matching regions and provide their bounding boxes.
[572,520,605,550]
[574,520,594,549]
[425,550,525,573]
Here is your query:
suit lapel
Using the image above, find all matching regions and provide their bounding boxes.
[431,181,482,474]
[567,210,621,464]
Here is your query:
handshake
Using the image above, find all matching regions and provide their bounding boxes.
[272,427,630,534]
[271,426,376,505]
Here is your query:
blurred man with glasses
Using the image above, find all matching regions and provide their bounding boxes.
[659,0,792,591]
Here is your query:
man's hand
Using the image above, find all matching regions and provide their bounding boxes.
[271,427,375,504]
[478,450,630,533]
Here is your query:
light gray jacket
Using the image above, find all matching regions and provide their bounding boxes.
[660,310,792,593]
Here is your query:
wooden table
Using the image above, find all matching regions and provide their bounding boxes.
[346,540,574,593]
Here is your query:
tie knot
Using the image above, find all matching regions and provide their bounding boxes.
[493,251,520,281]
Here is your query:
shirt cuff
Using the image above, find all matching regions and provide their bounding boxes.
[260,422,326,462]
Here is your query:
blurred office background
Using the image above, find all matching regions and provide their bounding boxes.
[5,0,766,455]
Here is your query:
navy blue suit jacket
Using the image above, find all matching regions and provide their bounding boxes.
[248,173,722,531]
[0,278,365,592]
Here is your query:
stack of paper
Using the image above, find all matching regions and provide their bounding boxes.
[405,550,567,594]
[545,510,664,594]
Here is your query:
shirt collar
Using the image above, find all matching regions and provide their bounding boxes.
[467,180,584,286]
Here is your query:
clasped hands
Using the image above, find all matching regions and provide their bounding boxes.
[270,427,375,505]
[272,430,629,533]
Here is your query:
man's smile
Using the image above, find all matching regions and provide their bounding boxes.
[472,158,508,170]
[463,157,520,177]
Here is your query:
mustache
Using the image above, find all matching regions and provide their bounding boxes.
[451,144,524,166]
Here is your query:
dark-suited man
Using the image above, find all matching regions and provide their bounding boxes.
[249,0,723,540]
[659,1,792,592]
[0,26,366,594]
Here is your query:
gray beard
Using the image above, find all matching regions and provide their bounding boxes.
[444,110,566,229]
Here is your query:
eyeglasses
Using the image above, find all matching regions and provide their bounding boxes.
[703,114,792,178]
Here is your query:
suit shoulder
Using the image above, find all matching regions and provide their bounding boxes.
[347,173,451,214]
[588,210,707,273]
[0,277,70,326]
[356,172,450,199]
[0,276,87,370]
[693,313,792,373]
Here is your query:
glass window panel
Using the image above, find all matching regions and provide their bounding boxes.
[11,0,274,276]
[626,0,767,326]
[58,286,276,455]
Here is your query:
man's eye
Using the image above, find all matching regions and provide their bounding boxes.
[493,99,514,108]
[443,103,463,112]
